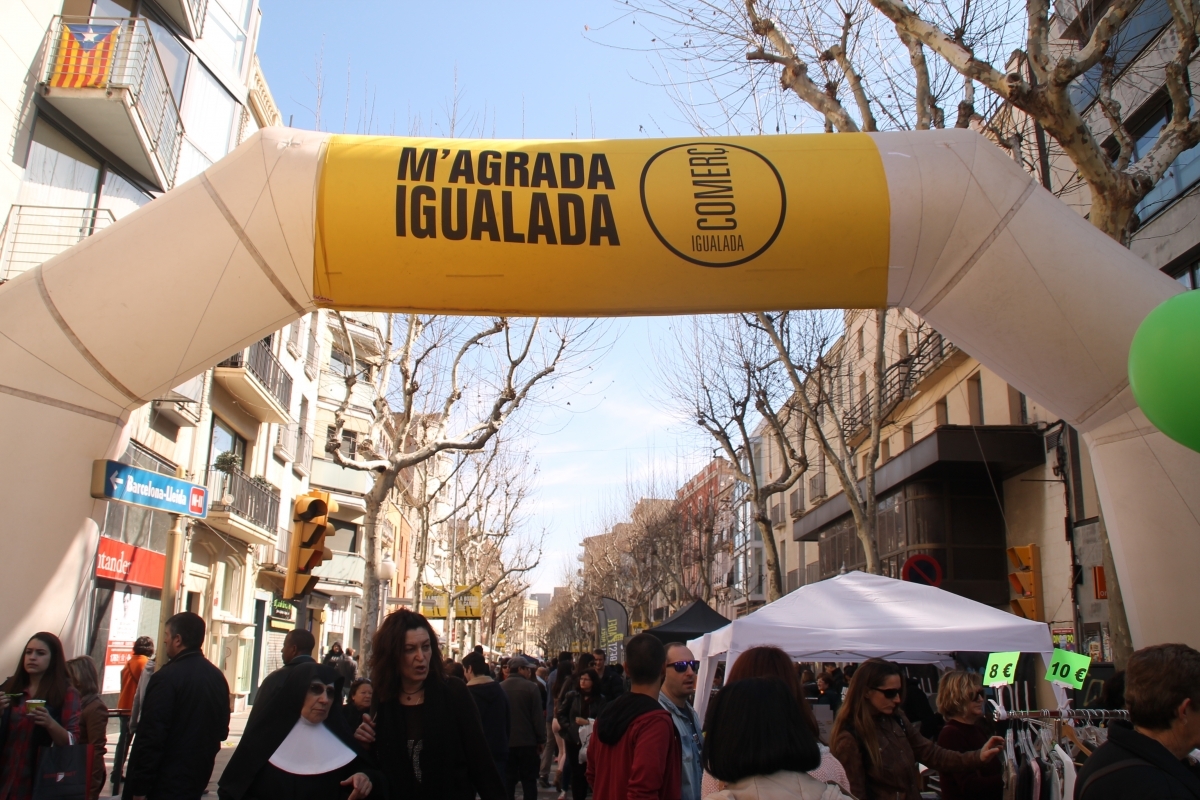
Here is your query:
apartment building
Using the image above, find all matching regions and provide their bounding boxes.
[0,0,419,706]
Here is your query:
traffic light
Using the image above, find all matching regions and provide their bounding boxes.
[1007,544,1043,621]
[284,490,338,600]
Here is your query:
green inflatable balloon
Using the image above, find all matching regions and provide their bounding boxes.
[1129,290,1200,453]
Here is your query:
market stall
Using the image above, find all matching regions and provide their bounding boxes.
[645,600,731,645]
[689,571,1054,718]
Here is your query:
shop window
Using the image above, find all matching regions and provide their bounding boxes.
[19,120,100,208]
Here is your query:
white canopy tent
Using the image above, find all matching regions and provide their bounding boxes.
[688,572,1054,719]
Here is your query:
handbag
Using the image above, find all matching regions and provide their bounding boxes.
[577,721,593,764]
[32,733,92,800]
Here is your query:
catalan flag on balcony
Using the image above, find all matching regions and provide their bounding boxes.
[50,23,119,89]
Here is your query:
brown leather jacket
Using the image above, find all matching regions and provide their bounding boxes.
[830,711,982,800]
[78,694,108,800]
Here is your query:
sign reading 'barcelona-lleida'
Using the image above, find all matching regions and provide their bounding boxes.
[90,460,208,518]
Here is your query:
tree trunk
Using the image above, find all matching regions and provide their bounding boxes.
[755,505,785,601]
[360,469,392,671]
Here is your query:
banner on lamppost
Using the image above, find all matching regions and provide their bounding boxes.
[453,586,483,619]
[597,597,629,664]
[421,585,449,619]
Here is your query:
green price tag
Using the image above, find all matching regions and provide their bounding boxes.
[983,652,1020,686]
[1044,647,1092,689]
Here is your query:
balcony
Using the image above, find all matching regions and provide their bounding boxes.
[39,17,183,190]
[151,374,203,427]
[205,466,280,546]
[274,423,314,476]
[257,526,290,575]
[0,205,114,282]
[214,339,293,424]
[155,0,208,40]
[809,473,827,502]
[843,331,957,443]
[313,550,366,596]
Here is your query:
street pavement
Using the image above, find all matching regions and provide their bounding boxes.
[99,709,564,798]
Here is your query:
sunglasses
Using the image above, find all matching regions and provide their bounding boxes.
[308,683,337,698]
[872,687,902,700]
[669,660,700,673]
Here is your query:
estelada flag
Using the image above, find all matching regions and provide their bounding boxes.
[50,23,119,89]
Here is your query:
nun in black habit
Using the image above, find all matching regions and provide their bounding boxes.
[217,662,383,800]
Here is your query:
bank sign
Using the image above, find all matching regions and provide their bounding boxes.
[91,460,208,518]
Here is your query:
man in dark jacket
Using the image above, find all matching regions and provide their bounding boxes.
[587,634,681,800]
[1077,643,1200,799]
[465,651,511,784]
[501,655,545,800]
[245,628,315,723]
[124,612,230,800]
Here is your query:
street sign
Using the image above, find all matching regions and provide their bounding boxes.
[983,651,1020,686]
[1045,647,1092,689]
[91,460,207,518]
[901,553,943,587]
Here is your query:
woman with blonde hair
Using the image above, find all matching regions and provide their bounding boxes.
[65,656,108,800]
[935,670,1002,800]
[829,659,1003,800]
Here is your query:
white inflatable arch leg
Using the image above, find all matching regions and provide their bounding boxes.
[0,126,1194,658]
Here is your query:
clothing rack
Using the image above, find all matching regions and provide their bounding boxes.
[994,707,1130,722]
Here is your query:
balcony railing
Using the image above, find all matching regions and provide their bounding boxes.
[41,17,183,188]
[219,339,293,411]
[843,331,955,441]
[275,423,314,474]
[206,465,280,533]
[0,206,115,282]
[809,473,827,501]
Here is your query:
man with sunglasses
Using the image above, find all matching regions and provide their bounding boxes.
[659,643,704,800]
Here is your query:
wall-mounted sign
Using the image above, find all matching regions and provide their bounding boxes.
[270,597,297,622]
[1092,566,1108,600]
[91,460,207,518]
[95,536,165,590]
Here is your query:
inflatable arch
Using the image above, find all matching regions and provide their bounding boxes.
[0,127,1195,658]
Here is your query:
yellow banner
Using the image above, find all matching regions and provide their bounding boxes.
[314,134,890,315]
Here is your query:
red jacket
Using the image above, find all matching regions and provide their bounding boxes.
[587,706,681,800]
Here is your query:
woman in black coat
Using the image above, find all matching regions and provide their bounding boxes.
[555,668,606,800]
[217,663,381,800]
[354,610,505,800]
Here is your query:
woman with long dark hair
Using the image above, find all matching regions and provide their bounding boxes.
[829,659,1002,800]
[0,632,82,800]
[708,646,849,793]
[935,670,1002,800]
[703,677,854,800]
[354,609,504,800]
[556,668,606,800]
[218,662,380,799]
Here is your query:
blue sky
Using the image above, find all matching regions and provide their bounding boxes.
[256,0,715,591]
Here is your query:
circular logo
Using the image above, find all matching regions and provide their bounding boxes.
[639,142,786,268]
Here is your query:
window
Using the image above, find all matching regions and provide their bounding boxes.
[145,13,189,106]
[856,327,865,358]
[209,416,246,468]
[181,64,238,163]
[898,330,909,359]
[1127,97,1200,222]
[19,120,100,208]
[92,0,135,16]
[903,423,914,448]
[201,0,249,76]
[219,559,240,612]
[99,170,150,220]
[1069,0,1173,108]
[881,437,891,462]
[935,398,949,427]
[1171,259,1199,289]
[326,425,357,459]
[327,520,359,553]
[967,373,984,425]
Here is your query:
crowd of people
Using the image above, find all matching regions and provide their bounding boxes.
[0,611,1198,800]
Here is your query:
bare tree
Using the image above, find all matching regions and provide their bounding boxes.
[656,315,807,600]
[615,0,1200,241]
[328,314,596,661]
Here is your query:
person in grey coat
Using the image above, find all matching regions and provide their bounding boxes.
[500,656,545,800]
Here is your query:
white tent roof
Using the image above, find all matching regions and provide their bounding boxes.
[689,571,1053,718]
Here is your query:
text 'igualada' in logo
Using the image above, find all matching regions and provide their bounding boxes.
[639,142,786,268]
